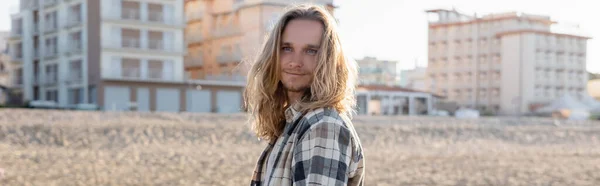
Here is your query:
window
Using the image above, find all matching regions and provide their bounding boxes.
[69,60,82,83]
[45,64,58,84]
[46,90,58,102]
[45,37,58,56]
[68,88,84,105]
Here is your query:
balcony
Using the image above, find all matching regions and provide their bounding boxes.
[121,37,141,49]
[65,16,82,28]
[44,0,58,7]
[44,47,58,59]
[21,0,39,10]
[109,68,141,79]
[66,40,83,54]
[148,11,168,23]
[186,11,204,22]
[44,22,57,33]
[148,39,166,51]
[107,67,176,81]
[66,72,83,84]
[13,76,23,86]
[185,55,204,68]
[122,8,141,21]
[187,34,204,44]
[44,73,58,86]
[9,30,22,39]
[148,68,172,80]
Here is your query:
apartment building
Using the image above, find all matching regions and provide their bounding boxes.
[8,0,245,113]
[183,0,335,81]
[355,56,400,86]
[426,9,590,115]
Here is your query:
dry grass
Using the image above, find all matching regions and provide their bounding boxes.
[1,109,600,186]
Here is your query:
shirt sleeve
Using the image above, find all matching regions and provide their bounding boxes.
[291,121,353,186]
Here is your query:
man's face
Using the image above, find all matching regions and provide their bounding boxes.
[279,19,323,93]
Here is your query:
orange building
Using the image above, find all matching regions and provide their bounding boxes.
[184,0,335,81]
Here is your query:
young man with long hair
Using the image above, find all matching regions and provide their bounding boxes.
[245,4,365,186]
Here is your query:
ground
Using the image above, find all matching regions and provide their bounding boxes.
[0,109,599,186]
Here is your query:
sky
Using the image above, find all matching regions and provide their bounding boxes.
[1,0,598,73]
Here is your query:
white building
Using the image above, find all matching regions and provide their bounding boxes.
[400,67,428,92]
[7,0,245,112]
[426,9,590,115]
[356,57,400,86]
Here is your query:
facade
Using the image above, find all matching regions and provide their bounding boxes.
[183,0,335,81]
[399,67,428,91]
[426,9,590,115]
[355,56,400,86]
[7,0,245,113]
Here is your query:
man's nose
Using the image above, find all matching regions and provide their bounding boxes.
[288,52,303,68]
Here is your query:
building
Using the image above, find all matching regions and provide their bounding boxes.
[425,9,590,115]
[399,67,428,91]
[7,0,245,113]
[183,0,335,81]
[355,57,400,86]
[1,31,12,104]
[355,85,440,116]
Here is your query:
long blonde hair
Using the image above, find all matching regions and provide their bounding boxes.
[244,4,358,141]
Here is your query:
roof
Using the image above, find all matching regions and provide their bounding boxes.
[358,85,446,98]
[428,15,555,29]
[496,29,592,39]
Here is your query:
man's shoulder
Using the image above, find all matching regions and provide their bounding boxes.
[302,107,347,126]
[294,107,350,137]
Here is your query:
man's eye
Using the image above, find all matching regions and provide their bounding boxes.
[282,47,293,52]
[306,49,318,55]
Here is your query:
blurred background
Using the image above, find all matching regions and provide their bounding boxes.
[0,0,599,185]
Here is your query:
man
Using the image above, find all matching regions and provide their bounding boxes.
[245,4,365,186]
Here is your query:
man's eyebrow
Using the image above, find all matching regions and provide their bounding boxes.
[307,44,320,48]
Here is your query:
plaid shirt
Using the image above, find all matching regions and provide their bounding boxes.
[251,106,365,186]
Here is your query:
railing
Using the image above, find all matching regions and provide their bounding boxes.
[187,34,204,44]
[45,73,58,85]
[66,72,83,84]
[44,47,58,58]
[148,11,164,23]
[13,76,23,85]
[148,39,164,50]
[122,8,141,20]
[68,40,82,53]
[148,68,163,79]
[66,15,82,28]
[10,29,22,38]
[122,37,141,49]
[44,0,58,7]
[117,68,141,78]
[45,22,57,33]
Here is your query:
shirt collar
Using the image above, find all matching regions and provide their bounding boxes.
[284,103,302,124]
